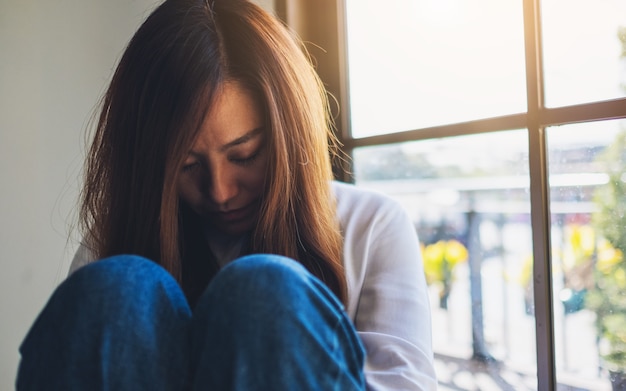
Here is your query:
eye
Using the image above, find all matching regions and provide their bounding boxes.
[182,161,201,172]
[230,151,260,167]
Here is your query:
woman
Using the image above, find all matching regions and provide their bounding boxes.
[17,0,437,389]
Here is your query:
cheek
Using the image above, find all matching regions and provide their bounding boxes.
[244,158,268,193]
[177,176,203,209]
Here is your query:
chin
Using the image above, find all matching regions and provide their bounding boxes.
[212,218,256,237]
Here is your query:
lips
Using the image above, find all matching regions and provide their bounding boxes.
[219,205,252,222]
[214,200,259,223]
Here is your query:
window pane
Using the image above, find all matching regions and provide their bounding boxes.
[541,0,626,107]
[547,119,626,390]
[344,0,526,138]
[353,131,539,390]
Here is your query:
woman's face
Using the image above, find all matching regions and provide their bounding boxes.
[178,81,268,236]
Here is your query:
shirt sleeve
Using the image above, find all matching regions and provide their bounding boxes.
[351,196,437,390]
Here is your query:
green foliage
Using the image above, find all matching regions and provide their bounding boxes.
[593,131,626,254]
[586,24,626,373]
[588,129,626,371]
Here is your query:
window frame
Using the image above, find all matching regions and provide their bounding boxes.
[280,0,626,389]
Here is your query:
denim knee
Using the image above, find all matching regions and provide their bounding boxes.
[219,254,310,286]
[57,254,190,321]
[70,254,169,289]
[194,253,346,326]
[209,254,339,309]
[18,255,192,391]
[188,254,365,391]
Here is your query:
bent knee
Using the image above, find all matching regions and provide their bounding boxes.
[204,254,337,312]
[63,255,178,302]
[221,254,308,280]
[216,254,315,296]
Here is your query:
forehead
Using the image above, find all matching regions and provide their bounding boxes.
[197,81,264,147]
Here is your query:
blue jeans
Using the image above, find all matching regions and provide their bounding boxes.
[17,254,365,390]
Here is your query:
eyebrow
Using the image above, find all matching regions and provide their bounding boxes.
[218,126,265,153]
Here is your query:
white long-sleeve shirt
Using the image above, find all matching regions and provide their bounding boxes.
[70,180,437,390]
[333,181,436,390]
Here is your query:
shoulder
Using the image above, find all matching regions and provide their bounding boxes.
[332,180,410,228]
[332,180,394,204]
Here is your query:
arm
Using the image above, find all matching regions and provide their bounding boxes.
[346,194,437,390]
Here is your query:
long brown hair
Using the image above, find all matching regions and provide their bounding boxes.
[80,0,347,304]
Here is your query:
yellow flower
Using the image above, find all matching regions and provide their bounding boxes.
[596,238,623,275]
[423,241,445,284]
[562,225,595,271]
[569,225,595,258]
[444,240,468,266]
[421,240,468,285]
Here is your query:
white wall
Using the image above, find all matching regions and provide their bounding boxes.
[0,0,167,388]
[0,0,275,388]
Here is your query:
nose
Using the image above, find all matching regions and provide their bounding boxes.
[207,168,238,207]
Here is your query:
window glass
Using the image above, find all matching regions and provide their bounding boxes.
[547,120,626,390]
[344,0,526,138]
[353,130,539,389]
[541,0,626,107]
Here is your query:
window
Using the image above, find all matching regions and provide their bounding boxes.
[339,0,626,390]
[345,0,527,137]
